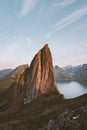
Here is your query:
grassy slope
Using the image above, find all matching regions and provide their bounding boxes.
[0,89,87,130]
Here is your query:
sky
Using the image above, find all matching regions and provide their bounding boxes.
[0,0,87,69]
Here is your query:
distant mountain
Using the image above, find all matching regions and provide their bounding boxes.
[54,65,73,81]
[74,64,87,80]
[0,64,28,92]
[63,65,82,74]
[0,69,13,79]
[63,64,87,81]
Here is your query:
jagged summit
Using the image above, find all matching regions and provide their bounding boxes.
[25,44,60,103]
[43,43,48,48]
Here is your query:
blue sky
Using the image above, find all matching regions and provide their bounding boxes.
[0,0,87,69]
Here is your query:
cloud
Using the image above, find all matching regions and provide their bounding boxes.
[54,0,77,7]
[70,24,87,32]
[45,5,87,38]
[18,0,38,17]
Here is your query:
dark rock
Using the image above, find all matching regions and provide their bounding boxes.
[57,110,80,130]
[38,120,58,130]
[79,106,87,130]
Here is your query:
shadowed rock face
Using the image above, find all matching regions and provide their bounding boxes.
[25,44,60,103]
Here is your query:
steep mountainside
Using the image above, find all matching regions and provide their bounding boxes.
[25,44,60,103]
[54,65,73,81]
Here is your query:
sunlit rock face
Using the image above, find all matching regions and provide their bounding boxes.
[13,65,29,98]
[25,44,60,103]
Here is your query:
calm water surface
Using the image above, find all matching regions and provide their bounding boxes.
[57,81,87,99]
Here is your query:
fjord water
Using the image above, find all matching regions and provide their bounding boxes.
[57,81,87,99]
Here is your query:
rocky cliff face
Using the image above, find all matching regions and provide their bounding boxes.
[13,67,29,98]
[25,44,59,103]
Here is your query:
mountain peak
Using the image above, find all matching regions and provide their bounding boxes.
[37,44,50,56]
[43,43,48,48]
[25,44,60,103]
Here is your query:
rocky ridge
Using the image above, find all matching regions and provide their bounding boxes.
[24,44,60,103]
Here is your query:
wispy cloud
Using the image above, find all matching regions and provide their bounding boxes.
[54,0,77,7]
[18,0,38,17]
[46,5,87,38]
[70,24,87,32]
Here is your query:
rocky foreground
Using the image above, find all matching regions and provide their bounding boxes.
[0,94,87,130]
